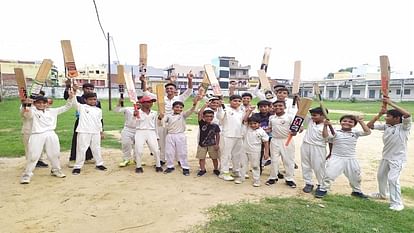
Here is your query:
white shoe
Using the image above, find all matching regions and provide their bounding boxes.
[253,180,260,187]
[245,174,249,179]
[51,169,66,178]
[369,192,387,200]
[219,173,234,181]
[20,174,31,184]
[234,179,242,184]
[389,204,404,211]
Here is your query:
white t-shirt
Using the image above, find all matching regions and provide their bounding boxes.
[243,126,269,153]
[135,109,158,131]
[216,106,244,138]
[114,106,137,130]
[327,129,369,158]
[269,113,293,139]
[75,100,103,134]
[164,109,193,134]
[144,89,192,116]
[302,120,328,147]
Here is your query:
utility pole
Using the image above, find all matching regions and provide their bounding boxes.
[107,32,112,111]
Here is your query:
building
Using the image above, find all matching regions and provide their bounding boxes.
[211,56,251,91]
[165,64,204,92]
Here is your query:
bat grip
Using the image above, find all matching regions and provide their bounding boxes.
[285,134,293,146]
[120,93,124,107]
[292,96,298,106]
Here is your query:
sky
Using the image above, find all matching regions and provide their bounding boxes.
[1,0,413,80]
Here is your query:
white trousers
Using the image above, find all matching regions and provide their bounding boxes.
[240,150,261,182]
[377,159,404,207]
[135,129,161,167]
[157,126,167,162]
[165,133,189,169]
[220,137,242,174]
[23,133,46,162]
[121,127,135,161]
[23,131,62,177]
[75,133,104,169]
[269,138,295,181]
[320,156,362,192]
[301,142,326,186]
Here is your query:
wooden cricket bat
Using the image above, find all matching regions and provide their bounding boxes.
[29,59,53,98]
[257,69,271,91]
[204,64,221,96]
[313,83,335,135]
[156,84,165,114]
[260,47,271,72]
[61,40,78,78]
[199,72,210,94]
[292,60,301,107]
[139,44,147,78]
[380,55,390,109]
[124,71,140,118]
[15,68,31,109]
[116,65,126,107]
[285,97,312,146]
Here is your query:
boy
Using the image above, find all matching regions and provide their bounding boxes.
[315,115,371,198]
[216,95,244,181]
[251,100,272,169]
[266,100,296,188]
[134,96,163,173]
[367,98,411,211]
[239,114,269,186]
[162,96,201,175]
[20,93,74,184]
[199,96,221,125]
[301,107,329,193]
[72,92,107,175]
[196,109,221,177]
[240,92,253,111]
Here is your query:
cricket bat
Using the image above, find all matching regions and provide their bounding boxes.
[139,44,147,79]
[199,72,210,94]
[257,69,271,91]
[116,65,126,107]
[260,47,271,72]
[380,55,390,109]
[292,60,301,107]
[15,68,30,109]
[204,64,221,96]
[156,84,165,114]
[313,83,335,135]
[61,40,78,78]
[29,59,53,98]
[285,97,312,146]
[124,71,140,117]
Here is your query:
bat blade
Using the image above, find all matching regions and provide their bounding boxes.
[139,44,147,77]
[313,83,330,120]
[14,68,27,101]
[257,69,271,91]
[29,59,53,97]
[61,40,78,78]
[156,84,165,114]
[291,60,301,106]
[380,55,390,108]
[204,64,222,96]
[124,72,137,103]
[260,47,271,72]
[285,97,312,146]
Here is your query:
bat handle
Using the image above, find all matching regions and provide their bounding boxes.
[292,96,298,107]
[285,134,293,146]
[120,93,124,107]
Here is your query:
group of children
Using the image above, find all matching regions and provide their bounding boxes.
[19,75,411,211]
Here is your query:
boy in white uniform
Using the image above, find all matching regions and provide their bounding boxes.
[216,95,244,181]
[134,96,163,173]
[315,115,371,198]
[301,107,329,193]
[162,97,201,175]
[367,98,411,211]
[266,100,296,188]
[20,93,74,184]
[72,92,107,175]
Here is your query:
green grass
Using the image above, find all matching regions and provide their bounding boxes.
[402,187,414,201]
[194,195,414,233]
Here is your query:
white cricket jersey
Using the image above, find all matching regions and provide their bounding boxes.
[23,100,73,134]
[327,129,369,158]
[144,89,192,116]
[165,109,193,134]
[269,113,292,139]
[216,106,244,138]
[114,106,137,130]
[243,126,269,153]
[75,100,103,134]
[136,109,158,130]
[374,116,411,161]
[302,121,328,147]
[21,110,33,134]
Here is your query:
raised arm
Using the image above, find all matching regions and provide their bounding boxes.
[384,98,411,118]
[56,90,75,115]
[242,106,255,123]
[367,107,387,129]
[184,95,201,118]
[356,116,371,135]
[322,119,334,138]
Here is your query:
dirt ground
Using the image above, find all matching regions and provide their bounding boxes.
[0,124,413,233]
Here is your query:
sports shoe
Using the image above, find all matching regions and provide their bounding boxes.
[302,184,314,193]
[389,204,404,211]
[140,161,146,166]
[351,192,368,199]
[264,160,271,166]
[155,166,163,172]
[315,189,327,198]
[183,169,190,176]
[119,160,131,167]
[67,160,75,168]
[245,174,250,179]
[164,167,175,174]
[286,180,297,188]
[234,178,242,184]
[96,165,107,171]
[36,160,49,168]
[277,173,284,179]
[265,179,277,186]
[20,174,31,184]
[72,168,81,175]
[253,180,261,187]
[219,172,234,181]
[135,167,143,173]
[51,169,66,178]
[369,192,387,200]
[213,169,220,176]
[197,170,207,177]
[231,171,241,178]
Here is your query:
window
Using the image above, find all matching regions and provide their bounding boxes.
[396,89,401,95]
[96,70,100,74]
[369,90,375,98]
[404,89,411,95]
[329,90,334,98]
[219,81,228,89]
[352,90,361,95]
[230,70,236,75]
[219,70,229,78]
[219,60,229,67]
[242,71,247,75]
[89,70,94,74]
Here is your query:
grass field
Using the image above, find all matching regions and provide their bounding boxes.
[1,97,413,157]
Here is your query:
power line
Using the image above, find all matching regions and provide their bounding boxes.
[92,0,107,40]
[110,36,120,64]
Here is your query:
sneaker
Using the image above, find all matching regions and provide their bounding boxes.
[183,169,190,176]
[67,160,75,168]
[135,167,143,173]
[264,160,271,166]
[369,192,387,200]
[389,204,404,211]
[286,181,297,188]
[302,184,314,193]
[234,178,242,184]
[164,167,175,174]
[119,160,131,167]
[36,160,49,168]
[294,163,298,169]
[213,169,220,176]
[155,166,163,172]
[51,169,66,178]
[72,168,81,175]
[265,179,277,186]
[351,192,368,199]
[197,170,207,177]
[96,165,107,171]
[277,173,284,179]
[253,180,261,187]
[141,161,146,166]
[231,171,241,178]
[315,189,327,198]
[20,174,31,184]
[245,174,250,179]
[219,172,234,181]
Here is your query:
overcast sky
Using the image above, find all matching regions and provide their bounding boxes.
[1,0,413,80]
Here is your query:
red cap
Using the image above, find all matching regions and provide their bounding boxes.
[139,96,156,103]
